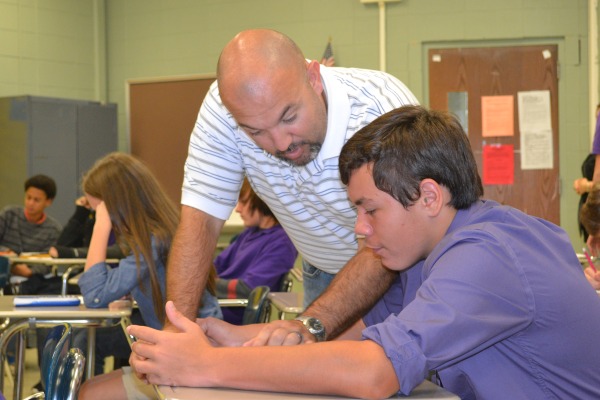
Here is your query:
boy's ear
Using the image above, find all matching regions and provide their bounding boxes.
[420,179,444,216]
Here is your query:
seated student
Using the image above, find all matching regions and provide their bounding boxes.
[49,195,124,260]
[125,106,600,399]
[0,174,61,277]
[578,183,600,289]
[215,178,297,324]
[31,194,127,394]
[73,152,222,391]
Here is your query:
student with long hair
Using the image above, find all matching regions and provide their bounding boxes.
[77,152,221,399]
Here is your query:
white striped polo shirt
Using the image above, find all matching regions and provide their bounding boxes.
[182,65,419,274]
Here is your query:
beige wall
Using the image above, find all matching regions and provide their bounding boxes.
[0,0,594,248]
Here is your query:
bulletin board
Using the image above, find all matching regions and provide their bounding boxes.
[127,74,216,205]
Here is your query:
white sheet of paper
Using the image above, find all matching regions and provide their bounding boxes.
[517,90,553,170]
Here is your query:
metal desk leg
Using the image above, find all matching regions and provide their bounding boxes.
[14,330,26,400]
[0,320,30,399]
[86,326,96,380]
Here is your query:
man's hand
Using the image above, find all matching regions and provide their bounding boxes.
[243,319,314,346]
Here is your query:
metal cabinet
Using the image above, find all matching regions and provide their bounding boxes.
[0,96,117,225]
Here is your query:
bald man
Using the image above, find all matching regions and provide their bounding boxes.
[165,29,418,343]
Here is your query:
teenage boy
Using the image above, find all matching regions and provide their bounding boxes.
[0,174,61,276]
[124,106,600,399]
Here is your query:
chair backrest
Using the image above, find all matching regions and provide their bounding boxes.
[49,348,85,400]
[278,271,294,292]
[41,323,72,396]
[0,256,9,291]
[242,286,270,325]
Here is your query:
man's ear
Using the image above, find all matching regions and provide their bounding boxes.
[306,60,323,94]
[420,179,444,216]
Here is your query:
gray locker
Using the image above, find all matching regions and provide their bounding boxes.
[0,96,118,225]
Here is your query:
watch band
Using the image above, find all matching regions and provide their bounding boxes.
[295,316,326,342]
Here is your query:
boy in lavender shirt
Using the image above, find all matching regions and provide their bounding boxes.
[128,106,600,399]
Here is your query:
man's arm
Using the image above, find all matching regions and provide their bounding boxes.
[165,205,224,324]
[246,247,397,345]
[304,247,396,339]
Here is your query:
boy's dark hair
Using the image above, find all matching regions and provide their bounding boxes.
[238,178,278,222]
[339,105,483,209]
[25,174,57,200]
[581,183,600,237]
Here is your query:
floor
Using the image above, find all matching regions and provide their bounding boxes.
[3,347,43,400]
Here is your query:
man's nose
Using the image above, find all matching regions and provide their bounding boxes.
[270,128,293,152]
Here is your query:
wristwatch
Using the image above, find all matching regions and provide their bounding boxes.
[295,316,326,342]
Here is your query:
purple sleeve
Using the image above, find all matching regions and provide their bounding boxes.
[592,116,600,154]
[362,261,424,327]
[362,235,532,395]
[215,226,298,292]
[237,230,297,290]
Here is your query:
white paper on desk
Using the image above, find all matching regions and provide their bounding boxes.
[517,90,553,170]
[14,296,81,307]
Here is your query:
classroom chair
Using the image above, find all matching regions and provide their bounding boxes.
[242,286,271,325]
[50,348,85,400]
[0,257,9,295]
[24,323,85,400]
[278,271,294,293]
[0,256,10,387]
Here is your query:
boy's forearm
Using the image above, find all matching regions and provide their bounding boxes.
[303,247,397,339]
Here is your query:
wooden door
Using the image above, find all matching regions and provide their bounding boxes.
[428,45,559,224]
[129,76,216,205]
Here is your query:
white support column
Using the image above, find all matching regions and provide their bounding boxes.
[589,0,598,141]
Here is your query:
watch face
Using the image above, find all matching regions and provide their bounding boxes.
[296,316,326,341]
[308,318,323,331]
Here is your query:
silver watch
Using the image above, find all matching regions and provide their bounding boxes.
[295,316,326,342]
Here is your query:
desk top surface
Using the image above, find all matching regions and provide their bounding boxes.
[157,380,458,399]
[268,292,304,313]
[0,295,131,318]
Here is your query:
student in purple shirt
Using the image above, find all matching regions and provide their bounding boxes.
[215,178,298,324]
[128,106,600,399]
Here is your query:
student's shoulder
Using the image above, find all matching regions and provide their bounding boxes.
[44,215,63,231]
[0,206,23,217]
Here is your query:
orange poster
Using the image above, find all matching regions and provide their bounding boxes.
[483,144,514,185]
[481,95,514,137]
